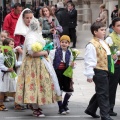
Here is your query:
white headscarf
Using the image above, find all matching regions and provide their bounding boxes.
[14,8,33,36]
[22,18,45,60]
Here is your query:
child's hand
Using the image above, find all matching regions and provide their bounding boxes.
[112,54,117,60]
[70,62,75,67]
[87,79,93,83]
[17,47,23,54]
[7,68,13,72]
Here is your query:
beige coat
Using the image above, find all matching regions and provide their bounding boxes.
[97,9,108,25]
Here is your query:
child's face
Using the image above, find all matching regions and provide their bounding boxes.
[0,32,8,42]
[60,40,70,50]
[9,41,14,49]
[112,21,120,34]
[94,27,106,40]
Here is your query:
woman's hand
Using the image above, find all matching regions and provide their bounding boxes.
[42,51,48,57]
[50,28,54,33]
[32,51,48,57]
[50,28,56,34]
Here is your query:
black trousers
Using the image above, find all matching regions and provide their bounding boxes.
[86,69,110,118]
[69,27,76,47]
[109,64,120,111]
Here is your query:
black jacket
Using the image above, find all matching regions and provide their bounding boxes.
[56,8,69,35]
[68,8,77,28]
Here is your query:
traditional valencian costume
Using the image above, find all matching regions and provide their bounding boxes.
[49,35,73,115]
[15,18,61,117]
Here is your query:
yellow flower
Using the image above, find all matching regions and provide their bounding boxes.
[32,42,43,52]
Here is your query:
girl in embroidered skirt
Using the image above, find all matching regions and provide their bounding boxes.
[15,18,61,117]
[49,35,74,115]
[0,38,22,111]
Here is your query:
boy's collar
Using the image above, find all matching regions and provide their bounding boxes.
[94,37,104,41]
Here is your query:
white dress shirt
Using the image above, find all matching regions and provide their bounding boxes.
[84,39,111,79]
[105,34,120,56]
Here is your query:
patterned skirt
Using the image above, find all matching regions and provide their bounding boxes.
[15,56,57,105]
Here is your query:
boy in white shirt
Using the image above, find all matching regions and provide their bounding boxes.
[84,22,113,120]
[105,17,120,116]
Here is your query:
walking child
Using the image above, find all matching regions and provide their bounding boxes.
[49,35,74,115]
[105,17,120,116]
[84,22,113,120]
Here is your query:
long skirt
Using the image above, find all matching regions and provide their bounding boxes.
[15,56,56,105]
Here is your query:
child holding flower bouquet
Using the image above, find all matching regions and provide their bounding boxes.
[49,35,74,115]
[105,17,120,116]
[0,38,22,111]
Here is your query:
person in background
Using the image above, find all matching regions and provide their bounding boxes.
[84,21,113,120]
[35,3,44,19]
[51,5,57,16]
[0,7,2,32]
[96,4,108,26]
[39,6,62,48]
[67,2,77,48]
[2,3,22,40]
[64,0,72,7]
[56,2,69,36]
[105,17,120,117]
[111,5,118,21]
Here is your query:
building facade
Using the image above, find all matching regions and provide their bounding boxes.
[0,0,118,30]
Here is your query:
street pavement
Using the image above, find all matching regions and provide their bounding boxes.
[0,31,120,120]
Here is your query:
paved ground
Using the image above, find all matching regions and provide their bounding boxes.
[0,31,120,120]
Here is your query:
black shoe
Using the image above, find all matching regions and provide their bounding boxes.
[63,106,70,114]
[109,111,117,116]
[58,106,66,115]
[85,109,100,118]
[101,117,114,120]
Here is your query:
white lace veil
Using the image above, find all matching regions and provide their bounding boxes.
[14,8,33,36]
[22,18,45,60]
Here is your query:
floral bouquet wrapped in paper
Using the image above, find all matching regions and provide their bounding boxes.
[109,43,118,55]
[63,48,80,78]
[108,43,118,73]
[1,46,17,78]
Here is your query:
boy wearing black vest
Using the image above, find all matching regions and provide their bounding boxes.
[49,35,74,115]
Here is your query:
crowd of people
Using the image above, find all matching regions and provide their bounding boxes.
[0,1,120,120]
[0,0,77,117]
